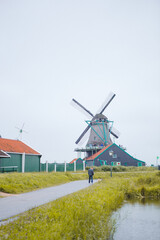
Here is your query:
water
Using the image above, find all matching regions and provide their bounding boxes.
[113,199,160,240]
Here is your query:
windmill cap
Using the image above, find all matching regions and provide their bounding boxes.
[93,114,108,121]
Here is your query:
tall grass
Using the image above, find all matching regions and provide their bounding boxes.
[0,172,88,194]
[0,172,159,239]
[122,171,160,199]
[0,170,159,194]
[0,179,124,240]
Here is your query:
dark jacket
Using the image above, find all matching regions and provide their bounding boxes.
[88,168,94,176]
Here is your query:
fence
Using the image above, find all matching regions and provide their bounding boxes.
[40,161,85,172]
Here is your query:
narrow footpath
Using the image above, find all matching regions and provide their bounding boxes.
[0,180,97,223]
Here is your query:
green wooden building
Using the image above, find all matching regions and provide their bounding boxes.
[0,138,41,172]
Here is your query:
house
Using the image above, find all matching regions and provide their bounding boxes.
[85,143,145,167]
[0,138,42,172]
[69,158,83,164]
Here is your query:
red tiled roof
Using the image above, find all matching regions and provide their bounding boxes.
[86,143,113,160]
[70,158,78,164]
[0,138,41,155]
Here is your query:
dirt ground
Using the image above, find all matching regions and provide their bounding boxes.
[0,192,15,197]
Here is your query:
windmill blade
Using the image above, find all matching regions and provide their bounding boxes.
[109,126,120,138]
[76,128,90,146]
[75,125,91,145]
[71,98,94,119]
[97,92,116,114]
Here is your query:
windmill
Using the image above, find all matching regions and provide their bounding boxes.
[71,92,120,158]
[15,123,28,140]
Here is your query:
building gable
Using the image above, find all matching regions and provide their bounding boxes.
[70,158,83,164]
[0,150,10,158]
[86,143,145,166]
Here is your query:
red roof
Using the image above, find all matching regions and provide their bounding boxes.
[0,138,41,155]
[86,143,112,160]
[70,158,78,164]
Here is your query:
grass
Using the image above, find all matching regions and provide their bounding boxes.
[87,165,157,172]
[0,171,160,239]
[0,167,157,194]
[0,172,88,194]
[0,178,123,240]
[122,171,160,199]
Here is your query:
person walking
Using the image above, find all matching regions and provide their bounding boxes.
[88,167,94,183]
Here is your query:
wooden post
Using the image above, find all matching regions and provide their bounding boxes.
[83,161,85,171]
[64,161,66,172]
[74,160,76,172]
[22,153,25,173]
[46,161,48,172]
[54,163,56,172]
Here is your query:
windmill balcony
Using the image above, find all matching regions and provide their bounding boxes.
[75,145,104,152]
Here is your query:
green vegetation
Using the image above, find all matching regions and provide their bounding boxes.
[0,171,160,239]
[0,172,88,194]
[0,177,123,240]
[87,165,157,172]
[0,166,157,194]
[122,171,160,199]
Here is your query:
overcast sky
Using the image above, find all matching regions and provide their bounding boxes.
[0,0,160,165]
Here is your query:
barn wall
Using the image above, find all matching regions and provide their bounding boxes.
[86,160,94,167]
[25,155,40,172]
[0,154,41,172]
[95,144,145,166]
[0,157,9,168]
[76,158,83,164]
[0,153,22,172]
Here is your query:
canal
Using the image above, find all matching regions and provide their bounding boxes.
[113,199,160,240]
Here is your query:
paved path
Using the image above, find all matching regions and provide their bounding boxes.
[0,180,97,223]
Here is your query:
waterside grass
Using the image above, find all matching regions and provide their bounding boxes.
[0,171,160,240]
[0,178,124,240]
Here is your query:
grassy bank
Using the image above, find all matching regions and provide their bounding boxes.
[122,171,160,199]
[0,167,157,194]
[0,172,89,194]
[0,172,160,239]
[0,171,117,194]
[0,178,124,240]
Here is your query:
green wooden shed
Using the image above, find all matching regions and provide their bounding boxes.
[0,138,42,172]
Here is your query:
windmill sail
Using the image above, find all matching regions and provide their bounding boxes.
[75,125,91,145]
[109,126,120,138]
[71,99,93,119]
[97,92,116,114]
[72,91,120,149]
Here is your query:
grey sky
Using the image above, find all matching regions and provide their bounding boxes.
[0,0,160,165]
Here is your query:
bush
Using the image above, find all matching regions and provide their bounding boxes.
[101,166,111,171]
[86,165,127,172]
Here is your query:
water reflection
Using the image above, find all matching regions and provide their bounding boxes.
[113,199,160,240]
